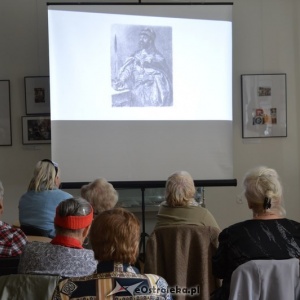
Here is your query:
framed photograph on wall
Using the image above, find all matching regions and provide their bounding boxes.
[22,116,51,145]
[24,76,50,115]
[241,73,287,138]
[0,80,12,146]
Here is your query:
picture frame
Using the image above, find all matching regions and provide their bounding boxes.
[24,76,50,115]
[22,116,51,145]
[0,80,12,146]
[241,73,287,138]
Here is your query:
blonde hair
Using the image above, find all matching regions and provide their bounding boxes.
[165,171,196,207]
[28,160,58,191]
[81,178,118,214]
[90,208,140,264]
[243,166,286,217]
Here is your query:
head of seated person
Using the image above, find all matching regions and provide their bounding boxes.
[18,197,97,277]
[51,208,172,299]
[90,207,139,265]
[0,180,27,258]
[244,166,286,218]
[53,197,94,245]
[28,159,61,191]
[80,178,118,217]
[165,170,196,207]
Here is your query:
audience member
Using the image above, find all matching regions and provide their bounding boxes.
[18,197,97,277]
[212,166,300,300]
[81,177,118,216]
[52,208,172,300]
[18,159,72,238]
[155,171,219,229]
[0,180,27,257]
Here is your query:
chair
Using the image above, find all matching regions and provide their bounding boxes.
[229,258,300,300]
[26,235,52,242]
[20,224,52,237]
[0,256,20,276]
[0,273,61,300]
[144,225,221,300]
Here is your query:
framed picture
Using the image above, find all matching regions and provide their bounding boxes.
[24,76,50,115]
[241,74,287,138]
[0,80,12,146]
[22,116,51,145]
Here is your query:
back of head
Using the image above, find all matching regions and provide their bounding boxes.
[28,159,59,191]
[165,171,196,207]
[81,178,118,215]
[90,208,140,265]
[243,166,286,217]
[54,197,93,235]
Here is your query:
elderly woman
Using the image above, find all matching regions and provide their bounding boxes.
[18,197,97,277]
[52,208,171,299]
[212,166,300,300]
[81,177,118,216]
[155,171,219,228]
[19,159,72,238]
[0,180,27,257]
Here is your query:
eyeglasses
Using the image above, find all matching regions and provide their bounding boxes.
[41,159,58,176]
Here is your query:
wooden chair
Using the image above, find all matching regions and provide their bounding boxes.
[144,225,221,300]
[20,224,52,237]
[27,235,52,242]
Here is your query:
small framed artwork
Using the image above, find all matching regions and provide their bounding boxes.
[0,80,12,146]
[22,116,51,145]
[241,73,287,138]
[24,76,50,115]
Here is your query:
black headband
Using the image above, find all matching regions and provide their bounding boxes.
[41,159,58,176]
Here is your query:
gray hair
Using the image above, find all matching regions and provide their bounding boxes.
[165,171,196,207]
[243,166,286,217]
[81,178,118,215]
[56,197,92,218]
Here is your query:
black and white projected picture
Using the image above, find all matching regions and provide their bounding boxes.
[111,25,173,107]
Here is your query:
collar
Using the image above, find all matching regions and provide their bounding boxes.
[51,235,83,249]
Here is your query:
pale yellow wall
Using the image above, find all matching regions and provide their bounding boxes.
[0,0,300,232]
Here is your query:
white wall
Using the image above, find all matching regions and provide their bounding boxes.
[0,0,299,231]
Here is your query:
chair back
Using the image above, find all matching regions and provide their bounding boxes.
[0,256,20,276]
[229,258,300,300]
[20,225,52,237]
[0,273,61,300]
[27,235,52,242]
[144,224,220,300]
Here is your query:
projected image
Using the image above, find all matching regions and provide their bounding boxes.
[111,25,173,107]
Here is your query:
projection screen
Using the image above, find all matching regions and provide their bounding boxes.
[47,3,234,185]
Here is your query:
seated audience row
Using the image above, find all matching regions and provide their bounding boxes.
[18,159,119,240]
[52,208,171,299]
[2,160,300,300]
